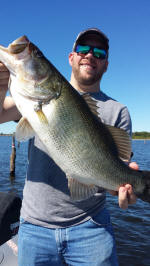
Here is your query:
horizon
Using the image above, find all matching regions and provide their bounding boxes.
[0,123,149,135]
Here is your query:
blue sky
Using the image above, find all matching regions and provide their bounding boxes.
[0,0,150,133]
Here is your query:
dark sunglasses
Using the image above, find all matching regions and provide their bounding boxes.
[75,44,107,59]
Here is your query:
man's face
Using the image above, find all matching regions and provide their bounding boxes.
[69,36,108,87]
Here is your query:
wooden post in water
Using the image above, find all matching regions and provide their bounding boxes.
[10,133,16,178]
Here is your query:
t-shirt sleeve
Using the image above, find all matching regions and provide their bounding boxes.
[115,106,132,137]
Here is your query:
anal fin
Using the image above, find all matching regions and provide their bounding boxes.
[67,176,98,201]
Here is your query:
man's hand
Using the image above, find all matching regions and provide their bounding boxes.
[0,62,10,91]
[108,162,139,209]
[0,62,20,122]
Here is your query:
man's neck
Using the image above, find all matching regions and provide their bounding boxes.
[70,75,100,93]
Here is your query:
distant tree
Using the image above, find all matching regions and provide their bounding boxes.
[132,131,150,139]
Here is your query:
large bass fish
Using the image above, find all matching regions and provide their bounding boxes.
[0,36,149,202]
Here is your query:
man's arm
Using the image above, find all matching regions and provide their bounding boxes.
[0,62,21,123]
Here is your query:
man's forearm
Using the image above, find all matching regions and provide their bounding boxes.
[0,95,21,124]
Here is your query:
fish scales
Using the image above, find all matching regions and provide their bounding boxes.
[0,36,150,202]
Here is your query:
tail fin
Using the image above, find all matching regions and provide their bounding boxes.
[138,171,150,203]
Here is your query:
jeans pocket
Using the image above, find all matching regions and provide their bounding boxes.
[90,208,111,227]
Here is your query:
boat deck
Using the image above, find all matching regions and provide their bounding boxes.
[0,236,18,265]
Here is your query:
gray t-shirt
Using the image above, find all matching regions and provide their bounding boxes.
[21,90,132,228]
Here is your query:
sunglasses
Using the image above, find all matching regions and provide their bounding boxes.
[75,45,107,59]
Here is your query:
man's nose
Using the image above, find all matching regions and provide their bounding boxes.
[85,49,94,58]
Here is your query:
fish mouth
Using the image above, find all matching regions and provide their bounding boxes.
[8,36,29,54]
[0,36,29,54]
[0,36,31,75]
[12,36,29,45]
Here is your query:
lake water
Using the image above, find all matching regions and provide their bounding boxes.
[0,136,150,266]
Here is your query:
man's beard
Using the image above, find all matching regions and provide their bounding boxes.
[72,67,103,86]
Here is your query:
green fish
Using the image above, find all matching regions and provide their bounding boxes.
[0,36,149,202]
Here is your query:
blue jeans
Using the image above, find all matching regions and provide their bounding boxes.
[18,208,118,266]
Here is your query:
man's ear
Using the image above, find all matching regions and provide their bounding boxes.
[104,60,109,73]
[68,52,74,66]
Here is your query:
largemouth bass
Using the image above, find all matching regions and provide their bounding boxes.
[0,36,150,202]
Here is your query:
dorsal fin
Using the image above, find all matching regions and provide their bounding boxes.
[106,125,132,162]
[82,93,101,121]
[82,93,132,162]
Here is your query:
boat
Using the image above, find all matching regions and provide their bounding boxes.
[0,235,18,265]
[0,192,21,265]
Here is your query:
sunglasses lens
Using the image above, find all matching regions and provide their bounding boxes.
[75,45,90,54]
[75,45,107,59]
[93,48,107,59]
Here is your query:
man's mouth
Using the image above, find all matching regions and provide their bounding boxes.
[80,64,96,71]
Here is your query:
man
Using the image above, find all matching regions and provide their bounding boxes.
[0,28,137,266]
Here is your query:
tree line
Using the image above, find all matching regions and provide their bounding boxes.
[0,131,150,139]
[132,131,150,139]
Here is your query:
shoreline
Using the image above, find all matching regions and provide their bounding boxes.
[0,134,14,136]
[132,138,150,140]
[0,134,150,140]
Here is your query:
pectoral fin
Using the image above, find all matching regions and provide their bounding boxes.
[15,117,35,141]
[67,176,98,201]
[35,109,49,124]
